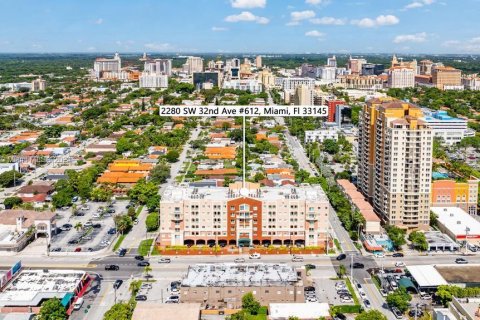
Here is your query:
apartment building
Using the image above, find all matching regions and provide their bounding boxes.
[304,127,340,143]
[158,182,329,247]
[139,73,168,89]
[431,177,479,215]
[462,74,480,90]
[347,57,367,74]
[144,59,172,76]
[432,66,462,90]
[183,56,204,74]
[358,99,433,230]
[387,67,415,88]
[293,85,314,105]
[338,74,383,90]
[31,77,46,92]
[279,78,315,91]
[93,53,121,79]
[222,79,262,93]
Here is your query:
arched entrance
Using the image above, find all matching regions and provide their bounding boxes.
[196,239,206,245]
[272,239,282,246]
[228,239,237,246]
[184,239,194,247]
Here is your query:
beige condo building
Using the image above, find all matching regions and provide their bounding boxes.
[432,66,462,90]
[358,99,433,230]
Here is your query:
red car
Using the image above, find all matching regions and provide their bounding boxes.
[74,247,82,252]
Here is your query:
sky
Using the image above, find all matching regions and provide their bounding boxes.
[0,0,479,54]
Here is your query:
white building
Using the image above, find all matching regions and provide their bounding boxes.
[422,109,469,145]
[139,73,168,89]
[223,79,262,93]
[319,66,337,83]
[280,77,315,91]
[0,163,18,175]
[31,77,46,91]
[432,207,480,243]
[304,127,340,143]
[388,67,415,88]
[144,59,172,76]
[93,53,121,79]
[462,74,480,90]
[184,56,204,74]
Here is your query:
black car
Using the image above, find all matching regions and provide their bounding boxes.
[105,265,120,271]
[108,228,116,235]
[74,212,85,216]
[392,252,404,258]
[135,255,145,261]
[118,248,127,257]
[51,247,61,252]
[107,208,116,214]
[92,223,102,228]
[304,286,315,292]
[336,254,346,261]
[68,239,79,245]
[305,264,316,269]
[455,258,468,264]
[113,279,123,289]
[352,263,365,269]
[62,223,73,228]
[137,261,150,267]
[135,295,147,301]
[334,313,347,320]
[408,310,423,317]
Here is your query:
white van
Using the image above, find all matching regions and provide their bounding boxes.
[73,297,84,310]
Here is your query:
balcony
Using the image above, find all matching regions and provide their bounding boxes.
[171,214,183,221]
[306,214,318,221]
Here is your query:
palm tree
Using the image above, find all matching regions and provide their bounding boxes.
[144,265,152,278]
[74,222,82,232]
[71,204,77,216]
[129,280,142,296]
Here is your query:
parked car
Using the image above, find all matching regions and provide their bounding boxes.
[141,283,152,290]
[51,247,61,252]
[234,258,245,263]
[374,252,385,258]
[391,307,403,319]
[92,223,102,228]
[158,258,171,263]
[305,264,316,269]
[62,223,73,229]
[108,228,116,235]
[113,279,123,289]
[304,286,315,292]
[292,256,304,262]
[334,314,347,320]
[166,295,180,303]
[336,253,346,260]
[84,221,93,228]
[395,261,406,267]
[105,265,119,271]
[408,309,423,317]
[137,261,150,267]
[363,299,371,308]
[74,247,81,252]
[392,252,404,258]
[118,248,127,257]
[352,262,364,269]
[135,255,145,261]
[135,295,147,301]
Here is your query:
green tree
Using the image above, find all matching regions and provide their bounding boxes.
[4,196,23,209]
[74,222,83,232]
[385,226,407,250]
[338,264,346,278]
[103,302,134,320]
[52,190,73,208]
[38,298,67,320]
[128,179,160,211]
[144,265,152,277]
[90,187,112,202]
[146,212,159,231]
[114,215,133,235]
[386,288,412,312]
[165,150,180,163]
[149,163,171,184]
[355,310,387,320]
[295,169,310,183]
[0,170,23,187]
[129,280,142,296]
[436,286,454,306]
[322,139,340,155]
[241,292,261,315]
[408,231,428,251]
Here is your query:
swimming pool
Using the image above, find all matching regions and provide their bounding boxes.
[432,172,449,179]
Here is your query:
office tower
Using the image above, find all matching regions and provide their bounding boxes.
[357,99,433,230]
[319,66,336,82]
[231,58,240,68]
[139,73,168,88]
[144,59,172,76]
[259,69,276,88]
[184,56,204,74]
[280,78,315,91]
[294,85,314,106]
[432,66,462,90]
[215,60,224,71]
[193,72,221,89]
[347,56,367,74]
[158,182,329,247]
[327,55,337,68]
[388,67,415,88]
[326,99,345,122]
[93,53,121,78]
[255,56,262,68]
[31,77,46,91]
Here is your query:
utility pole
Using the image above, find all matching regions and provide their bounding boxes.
[350,253,353,280]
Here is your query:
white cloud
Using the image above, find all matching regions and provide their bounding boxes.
[306,0,322,4]
[144,43,174,51]
[404,0,435,10]
[225,11,269,24]
[291,10,316,21]
[393,32,427,43]
[87,46,96,51]
[305,30,325,37]
[94,18,103,25]
[212,26,228,31]
[351,15,399,28]
[310,17,346,25]
[286,21,300,26]
[442,36,480,52]
[230,0,266,8]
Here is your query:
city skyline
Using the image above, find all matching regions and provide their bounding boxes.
[0,0,479,54]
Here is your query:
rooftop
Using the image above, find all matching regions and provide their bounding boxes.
[132,303,201,320]
[269,303,330,319]
[182,263,300,287]
[406,265,448,288]
[432,207,480,236]
[0,269,86,307]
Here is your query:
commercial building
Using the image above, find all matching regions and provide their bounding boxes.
[327,99,345,122]
[269,303,330,320]
[93,53,121,79]
[304,127,340,144]
[357,99,433,230]
[338,74,383,90]
[293,85,314,105]
[361,63,385,76]
[255,55,262,68]
[259,69,275,88]
[327,55,337,68]
[421,110,469,145]
[279,78,315,91]
[193,72,221,89]
[419,60,433,75]
[158,182,329,247]
[406,265,448,290]
[347,57,367,74]
[432,66,462,90]
[462,74,480,90]
[179,263,306,308]
[391,55,418,74]
[387,67,415,88]
[139,73,168,89]
[0,269,90,315]
[222,79,262,93]
[431,207,480,242]
[143,59,172,76]
[132,303,201,320]
[318,66,337,83]
[431,178,479,215]
[434,297,480,320]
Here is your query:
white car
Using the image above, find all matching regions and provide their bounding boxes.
[341,297,353,303]
[374,252,385,258]
[234,258,245,263]
[306,296,318,303]
[158,258,171,263]
[395,261,406,267]
[249,253,261,259]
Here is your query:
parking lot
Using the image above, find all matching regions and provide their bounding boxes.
[49,200,130,253]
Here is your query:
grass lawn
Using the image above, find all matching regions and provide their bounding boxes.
[135,205,144,218]
[151,245,161,255]
[345,277,360,305]
[138,238,154,256]
[113,235,126,252]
